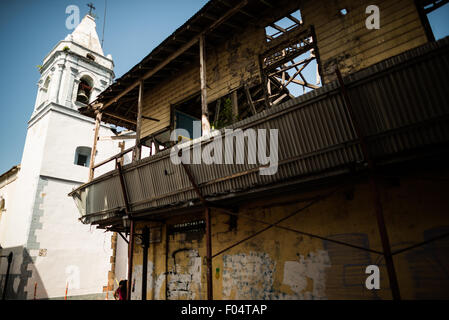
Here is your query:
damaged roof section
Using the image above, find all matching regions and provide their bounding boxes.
[79,0,283,129]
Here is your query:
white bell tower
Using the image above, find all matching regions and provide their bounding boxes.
[0,14,126,300]
[33,14,114,114]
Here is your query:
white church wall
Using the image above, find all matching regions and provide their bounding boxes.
[114,233,129,290]
[23,177,112,299]
[3,115,51,248]
[39,110,118,183]
[0,13,129,300]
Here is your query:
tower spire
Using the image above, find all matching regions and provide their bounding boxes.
[69,13,104,55]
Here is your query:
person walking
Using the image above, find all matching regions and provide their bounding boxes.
[114,280,127,300]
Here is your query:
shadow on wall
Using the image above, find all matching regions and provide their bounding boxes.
[323,227,449,299]
[403,226,449,299]
[0,246,47,300]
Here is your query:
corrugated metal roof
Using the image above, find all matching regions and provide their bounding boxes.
[71,36,449,225]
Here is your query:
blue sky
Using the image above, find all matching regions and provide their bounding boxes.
[0,1,448,174]
[0,0,208,174]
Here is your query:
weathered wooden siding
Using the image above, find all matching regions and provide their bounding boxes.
[141,64,200,137]
[302,0,427,82]
[140,24,265,139]
[140,0,427,139]
[206,24,265,102]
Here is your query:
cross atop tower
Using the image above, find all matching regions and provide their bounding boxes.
[87,3,96,16]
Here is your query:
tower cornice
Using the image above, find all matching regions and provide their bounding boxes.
[40,43,114,77]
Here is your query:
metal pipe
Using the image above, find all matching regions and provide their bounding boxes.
[205,207,213,300]
[2,252,13,300]
[199,34,210,135]
[165,223,169,300]
[88,111,102,181]
[181,163,213,299]
[117,162,134,300]
[127,219,135,300]
[141,226,149,300]
[369,176,401,300]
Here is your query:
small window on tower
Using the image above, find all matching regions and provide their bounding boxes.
[86,53,95,61]
[74,146,92,167]
[40,76,51,105]
[43,76,51,90]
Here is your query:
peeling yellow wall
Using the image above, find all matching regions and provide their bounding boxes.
[139,0,427,139]
[129,167,449,300]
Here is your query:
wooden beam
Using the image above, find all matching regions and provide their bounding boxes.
[92,145,134,170]
[200,34,210,135]
[214,98,221,124]
[258,0,274,7]
[271,23,286,33]
[244,85,257,115]
[104,112,137,125]
[142,115,160,122]
[133,80,144,161]
[118,141,125,167]
[287,14,302,25]
[231,90,238,122]
[98,135,137,141]
[100,0,248,110]
[88,111,102,181]
[272,93,288,105]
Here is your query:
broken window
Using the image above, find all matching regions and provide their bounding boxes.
[416,0,449,41]
[261,26,322,106]
[172,94,202,141]
[74,146,91,167]
[264,9,303,42]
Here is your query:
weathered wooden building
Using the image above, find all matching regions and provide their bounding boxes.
[69,0,449,299]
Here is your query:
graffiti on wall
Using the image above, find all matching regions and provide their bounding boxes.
[131,262,154,300]
[222,252,276,299]
[167,249,202,300]
[222,250,331,299]
[142,228,449,300]
[281,250,330,299]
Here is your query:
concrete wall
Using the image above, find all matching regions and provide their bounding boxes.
[0,168,20,247]
[139,0,427,138]
[128,166,449,300]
